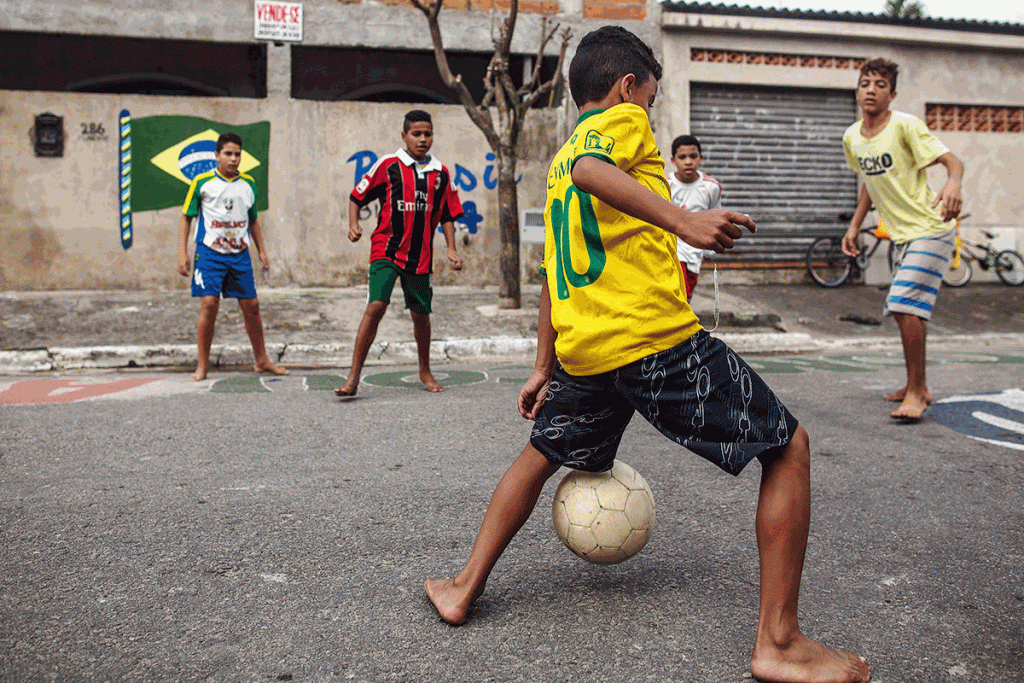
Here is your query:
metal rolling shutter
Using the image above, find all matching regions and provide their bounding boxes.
[689,83,858,265]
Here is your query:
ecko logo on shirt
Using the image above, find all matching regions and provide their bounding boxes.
[857,153,894,176]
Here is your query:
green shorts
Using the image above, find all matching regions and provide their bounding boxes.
[367,259,432,314]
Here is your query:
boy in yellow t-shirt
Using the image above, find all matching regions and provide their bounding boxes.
[425,26,871,683]
[841,58,964,422]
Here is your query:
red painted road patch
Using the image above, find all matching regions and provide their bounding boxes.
[0,378,163,405]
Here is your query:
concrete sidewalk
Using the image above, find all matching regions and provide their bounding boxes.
[2,281,1023,373]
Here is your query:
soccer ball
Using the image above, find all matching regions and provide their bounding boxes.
[551,460,655,565]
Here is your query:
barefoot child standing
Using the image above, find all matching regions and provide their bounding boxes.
[841,58,963,422]
[425,26,871,683]
[176,132,288,382]
[335,110,463,397]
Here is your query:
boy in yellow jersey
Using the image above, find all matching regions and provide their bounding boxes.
[425,26,870,683]
[841,58,963,422]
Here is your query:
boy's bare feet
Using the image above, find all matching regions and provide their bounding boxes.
[424,577,482,625]
[334,378,358,396]
[421,371,443,393]
[751,633,871,683]
[891,392,929,421]
[883,386,931,404]
[254,361,289,376]
[191,366,209,382]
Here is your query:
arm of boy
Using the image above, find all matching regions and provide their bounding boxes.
[519,278,557,421]
[248,216,271,272]
[177,214,193,276]
[348,199,363,242]
[571,157,754,251]
[929,151,964,221]
[842,185,872,258]
[440,221,463,270]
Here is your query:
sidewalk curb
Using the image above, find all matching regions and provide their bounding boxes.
[6,331,1022,375]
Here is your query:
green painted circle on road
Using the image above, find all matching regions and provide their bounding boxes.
[363,370,486,388]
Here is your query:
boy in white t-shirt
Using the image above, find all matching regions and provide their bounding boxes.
[667,135,722,300]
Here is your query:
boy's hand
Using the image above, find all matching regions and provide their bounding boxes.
[260,251,271,272]
[177,256,191,277]
[841,226,861,258]
[674,209,755,252]
[447,248,463,271]
[518,371,551,420]
[932,181,962,222]
[348,223,363,242]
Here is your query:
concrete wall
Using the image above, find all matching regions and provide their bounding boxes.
[1,0,663,291]
[658,12,1024,282]
[1,89,564,290]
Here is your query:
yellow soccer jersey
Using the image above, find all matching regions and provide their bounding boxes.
[843,111,950,244]
[543,104,701,376]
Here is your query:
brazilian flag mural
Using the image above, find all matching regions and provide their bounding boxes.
[130,115,270,212]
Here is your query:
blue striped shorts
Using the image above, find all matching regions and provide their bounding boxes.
[885,228,955,320]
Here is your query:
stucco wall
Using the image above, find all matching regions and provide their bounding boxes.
[0,89,561,290]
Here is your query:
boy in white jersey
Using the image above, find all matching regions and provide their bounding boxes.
[841,58,963,422]
[425,26,871,683]
[176,132,288,381]
[668,134,722,299]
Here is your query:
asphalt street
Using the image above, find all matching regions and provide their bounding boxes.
[2,340,1022,683]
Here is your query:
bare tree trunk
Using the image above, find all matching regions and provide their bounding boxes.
[496,146,520,308]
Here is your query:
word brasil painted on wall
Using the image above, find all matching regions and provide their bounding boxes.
[347,150,522,235]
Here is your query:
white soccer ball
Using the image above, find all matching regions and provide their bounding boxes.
[551,460,656,565]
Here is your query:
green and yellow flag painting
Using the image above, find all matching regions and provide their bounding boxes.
[130,116,270,212]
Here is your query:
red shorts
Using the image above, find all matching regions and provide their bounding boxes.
[681,265,699,301]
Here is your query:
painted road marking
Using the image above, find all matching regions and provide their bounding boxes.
[0,377,163,405]
[930,389,1024,451]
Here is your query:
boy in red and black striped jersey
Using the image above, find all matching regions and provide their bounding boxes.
[335,110,464,397]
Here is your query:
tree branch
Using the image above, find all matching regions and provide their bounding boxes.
[411,0,499,149]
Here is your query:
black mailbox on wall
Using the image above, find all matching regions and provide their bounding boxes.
[33,113,65,157]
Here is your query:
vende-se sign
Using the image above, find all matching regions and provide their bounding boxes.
[254,1,303,42]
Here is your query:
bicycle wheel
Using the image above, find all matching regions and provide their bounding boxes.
[943,256,972,287]
[995,250,1024,286]
[806,237,852,287]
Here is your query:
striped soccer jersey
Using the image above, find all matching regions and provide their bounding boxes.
[351,148,463,275]
[182,169,258,255]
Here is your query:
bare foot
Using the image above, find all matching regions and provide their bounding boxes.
[884,386,931,404]
[254,361,289,376]
[891,393,929,422]
[334,379,358,397]
[190,366,209,382]
[421,371,443,393]
[751,633,871,683]
[424,577,482,626]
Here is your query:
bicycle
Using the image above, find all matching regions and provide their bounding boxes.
[943,215,1024,287]
[806,224,896,287]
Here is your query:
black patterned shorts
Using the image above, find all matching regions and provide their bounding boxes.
[530,331,799,476]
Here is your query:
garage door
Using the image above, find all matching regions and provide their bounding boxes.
[689,83,858,265]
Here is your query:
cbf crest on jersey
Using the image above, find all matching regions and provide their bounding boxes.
[128,115,270,212]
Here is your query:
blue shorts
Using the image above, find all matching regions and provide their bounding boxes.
[530,331,799,476]
[191,244,257,299]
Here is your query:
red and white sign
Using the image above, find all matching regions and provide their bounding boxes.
[254,1,303,42]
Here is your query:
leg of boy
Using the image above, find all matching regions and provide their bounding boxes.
[193,295,220,381]
[335,300,389,396]
[238,298,289,376]
[336,260,402,397]
[410,311,442,392]
[750,428,872,683]
[425,443,562,625]
[889,312,929,420]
